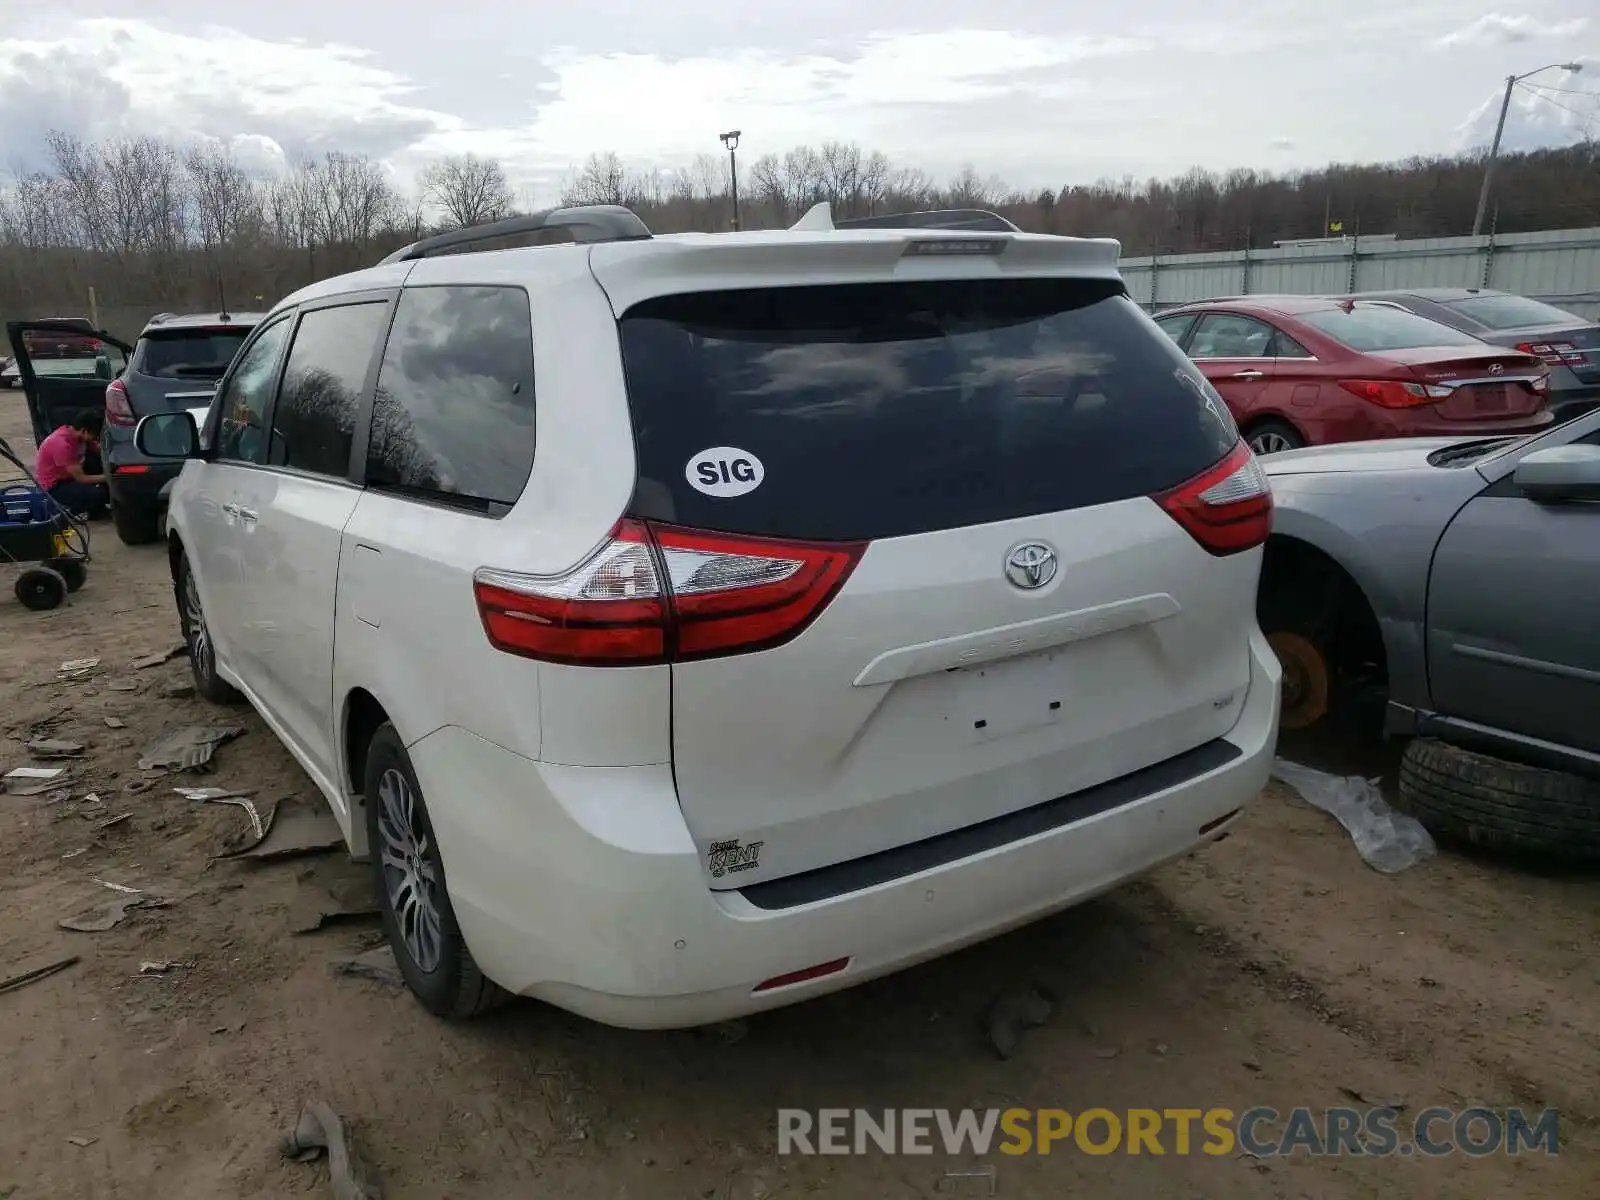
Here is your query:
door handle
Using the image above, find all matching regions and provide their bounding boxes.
[221,502,240,518]
[1230,369,1266,380]
[238,507,259,524]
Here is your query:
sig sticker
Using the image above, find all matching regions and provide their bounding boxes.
[686,446,765,498]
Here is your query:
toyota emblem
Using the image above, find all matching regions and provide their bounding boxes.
[1004,542,1058,590]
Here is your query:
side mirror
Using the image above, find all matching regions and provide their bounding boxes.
[133,411,201,460]
[1513,444,1600,504]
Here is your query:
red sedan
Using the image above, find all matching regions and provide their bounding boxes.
[1153,296,1552,454]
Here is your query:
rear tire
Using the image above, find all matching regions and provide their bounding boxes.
[1246,420,1305,456]
[175,551,240,704]
[112,499,161,546]
[46,557,87,593]
[364,722,508,1019]
[1397,738,1600,861]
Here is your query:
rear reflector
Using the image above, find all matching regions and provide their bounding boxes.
[474,520,865,666]
[113,464,149,475]
[1154,440,1273,556]
[753,957,851,993]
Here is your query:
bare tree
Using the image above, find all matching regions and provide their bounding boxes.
[420,153,514,228]
[562,152,628,206]
[184,144,265,249]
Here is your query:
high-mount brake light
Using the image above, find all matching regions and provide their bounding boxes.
[474,521,866,666]
[1154,440,1273,556]
[901,238,1007,257]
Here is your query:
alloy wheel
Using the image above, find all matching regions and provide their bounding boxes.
[376,768,444,973]
[1250,430,1296,456]
[184,568,213,681]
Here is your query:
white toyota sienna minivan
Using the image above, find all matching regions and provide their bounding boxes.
[137,203,1281,1027]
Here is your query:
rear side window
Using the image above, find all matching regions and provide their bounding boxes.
[135,329,251,379]
[366,286,536,513]
[1299,305,1481,352]
[1442,294,1581,330]
[270,301,391,478]
[620,279,1238,542]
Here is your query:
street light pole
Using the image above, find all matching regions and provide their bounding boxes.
[1471,62,1583,237]
[719,130,742,231]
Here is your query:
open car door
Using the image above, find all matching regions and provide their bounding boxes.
[5,320,133,446]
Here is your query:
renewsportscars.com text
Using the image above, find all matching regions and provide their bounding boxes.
[777,1106,1559,1158]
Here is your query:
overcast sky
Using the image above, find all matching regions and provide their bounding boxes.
[1,2,1595,203]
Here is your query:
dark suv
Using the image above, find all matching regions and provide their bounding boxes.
[104,311,262,543]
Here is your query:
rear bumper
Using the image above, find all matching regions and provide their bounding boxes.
[414,628,1281,1029]
[105,454,182,511]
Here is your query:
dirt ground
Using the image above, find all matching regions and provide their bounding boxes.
[2,397,1597,1200]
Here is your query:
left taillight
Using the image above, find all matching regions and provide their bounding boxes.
[473,519,865,666]
[1154,440,1273,556]
[105,378,135,427]
[1516,340,1586,368]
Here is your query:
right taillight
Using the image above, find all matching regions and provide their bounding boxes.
[1155,440,1273,556]
[1337,379,1452,408]
[105,378,135,427]
[473,519,865,666]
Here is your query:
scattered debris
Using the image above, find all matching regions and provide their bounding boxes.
[330,947,404,990]
[1093,1045,1122,1060]
[228,798,343,861]
[1420,976,1440,989]
[27,737,85,758]
[138,960,194,976]
[291,882,380,935]
[66,1135,97,1148]
[279,1100,384,1200]
[4,766,69,796]
[132,644,186,670]
[96,812,133,830]
[103,717,126,729]
[106,679,140,692]
[984,985,1054,1060]
[711,1019,749,1046]
[177,787,265,843]
[58,657,100,680]
[1339,1086,1407,1110]
[61,847,87,860]
[1243,1057,1264,1073]
[139,725,244,772]
[123,779,154,795]
[1272,759,1437,874]
[45,788,72,804]
[0,955,80,996]
[161,682,196,700]
[60,895,150,932]
[93,878,142,895]
[81,791,103,806]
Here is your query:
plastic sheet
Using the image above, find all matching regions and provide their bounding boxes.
[1273,758,1436,873]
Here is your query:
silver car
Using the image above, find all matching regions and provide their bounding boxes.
[1259,408,1600,857]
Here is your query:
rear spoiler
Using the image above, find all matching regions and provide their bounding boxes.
[790,203,1021,233]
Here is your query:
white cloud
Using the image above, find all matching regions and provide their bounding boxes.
[1435,12,1589,48]
[1270,136,1297,151]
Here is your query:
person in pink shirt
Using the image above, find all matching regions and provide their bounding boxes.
[34,410,109,518]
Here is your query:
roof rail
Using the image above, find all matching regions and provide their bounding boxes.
[836,208,1021,233]
[377,204,653,266]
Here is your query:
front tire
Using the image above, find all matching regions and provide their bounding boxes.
[175,551,240,704]
[112,499,161,546]
[364,722,507,1018]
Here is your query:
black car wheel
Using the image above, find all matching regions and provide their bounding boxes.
[112,499,161,546]
[364,722,507,1019]
[175,551,240,704]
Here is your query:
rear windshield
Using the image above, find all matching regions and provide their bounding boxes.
[135,329,252,379]
[1441,294,1581,330]
[620,279,1238,541]
[1299,305,1482,353]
